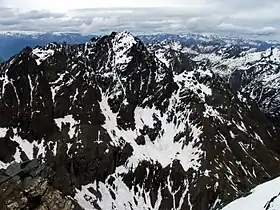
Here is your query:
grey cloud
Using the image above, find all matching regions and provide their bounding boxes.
[18,10,65,20]
[0,19,19,26]
[0,5,279,40]
[0,7,16,17]
[217,23,277,36]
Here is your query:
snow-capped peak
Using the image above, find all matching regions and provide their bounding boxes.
[32,47,55,65]
[112,31,137,66]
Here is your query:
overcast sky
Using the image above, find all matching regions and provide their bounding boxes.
[0,0,279,40]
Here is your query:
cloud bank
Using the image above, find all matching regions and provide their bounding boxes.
[0,0,279,40]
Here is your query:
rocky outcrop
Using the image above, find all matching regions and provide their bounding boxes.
[0,160,81,210]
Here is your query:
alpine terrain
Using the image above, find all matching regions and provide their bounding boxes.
[1,31,280,210]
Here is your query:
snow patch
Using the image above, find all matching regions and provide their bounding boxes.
[75,167,162,210]
[0,128,46,168]
[55,115,78,139]
[12,131,46,160]
[32,48,54,65]
[99,87,203,172]
[0,128,8,138]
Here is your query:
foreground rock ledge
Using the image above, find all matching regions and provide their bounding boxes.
[0,160,81,210]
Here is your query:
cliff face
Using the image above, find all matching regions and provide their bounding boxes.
[1,32,280,210]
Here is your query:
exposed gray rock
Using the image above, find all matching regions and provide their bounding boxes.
[5,163,21,177]
[0,161,80,210]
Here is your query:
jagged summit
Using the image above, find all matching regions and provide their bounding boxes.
[1,31,280,210]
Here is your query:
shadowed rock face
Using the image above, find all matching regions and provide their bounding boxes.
[0,32,280,210]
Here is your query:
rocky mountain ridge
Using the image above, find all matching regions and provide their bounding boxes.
[1,31,279,61]
[150,39,280,125]
[0,31,280,209]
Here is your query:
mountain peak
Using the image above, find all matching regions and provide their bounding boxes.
[111,31,138,66]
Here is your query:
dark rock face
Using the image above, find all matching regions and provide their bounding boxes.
[1,31,280,210]
[229,70,242,94]
[0,160,81,210]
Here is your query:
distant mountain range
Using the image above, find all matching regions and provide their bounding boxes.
[0,32,93,60]
[1,32,280,61]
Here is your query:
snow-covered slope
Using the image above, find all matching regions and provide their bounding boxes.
[1,32,280,210]
[208,47,280,124]
[149,38,280,126]
[222,176,280,210]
